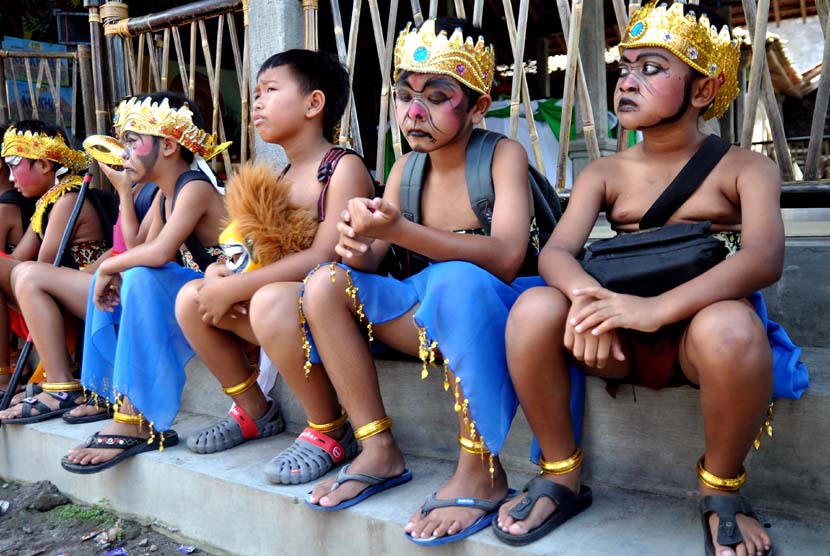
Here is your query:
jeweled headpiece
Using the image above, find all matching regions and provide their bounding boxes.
[619,1,741,120]
[1,126,88,173]
[394,19,495,95]
[117,96,231,161]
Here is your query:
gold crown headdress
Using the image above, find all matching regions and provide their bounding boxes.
[117,96,231,161]
[619,1,741,120]
[1,126,88,173]
[394,19,495,95]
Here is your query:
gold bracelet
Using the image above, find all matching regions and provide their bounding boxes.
[696,456,747,492]
[222,368,260,397]
[354,416,392,441]
[458,434,489,455]
[308,408,349,433]
[41,380,83,392]
[114,410,144,426]
[539,447,583,475]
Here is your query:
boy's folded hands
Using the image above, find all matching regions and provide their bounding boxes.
[564,292,625,369]
[336,197,401,259]
[571,286,666,336]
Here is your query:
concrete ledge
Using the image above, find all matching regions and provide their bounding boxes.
[1,413,827,556]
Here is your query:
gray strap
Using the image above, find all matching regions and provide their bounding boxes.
[509,476,578,521]
[330,464,387,492]
[419,492,501,518]
[399,152,428,224]
[464,128,504,234]
[700,495,757,548]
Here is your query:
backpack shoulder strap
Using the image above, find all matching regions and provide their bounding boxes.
[399,151,428,224]
[640,135,732,229]
[465,128,505,234]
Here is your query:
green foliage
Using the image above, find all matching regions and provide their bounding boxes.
[49,503,118,528]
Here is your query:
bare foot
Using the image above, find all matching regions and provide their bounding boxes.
[65,402,110,419]
[703,488,772,556]
[307,432,405,508]
[495,470,580,538]
[0,390,82,420]
[404,452,509,541]
[63,420,150,467]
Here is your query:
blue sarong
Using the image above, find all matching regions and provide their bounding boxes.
[303,261,586,457]
[81,262,202,431]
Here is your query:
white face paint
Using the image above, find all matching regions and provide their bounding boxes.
[219,221,261,273]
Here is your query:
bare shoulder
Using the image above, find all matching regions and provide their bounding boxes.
[330,152,374,195]
[493,137,529,166]
[725,146,780,183]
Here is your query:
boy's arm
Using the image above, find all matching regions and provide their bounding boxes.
[347,140,532,282]
[98,180,211,275]
[200,155,376,308]
[35,192,87,264]
[100,163,142,249]
[0,205,18,253]
[10,225,40,261]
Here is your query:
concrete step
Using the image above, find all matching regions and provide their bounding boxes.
[178,347,830,522]
[1,413,827,556]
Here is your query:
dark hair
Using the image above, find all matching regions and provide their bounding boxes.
[9,120,68,171]
[398,17,490,111]
[674,1,729,35]
[130,91,204,164]
[257,49,350,136]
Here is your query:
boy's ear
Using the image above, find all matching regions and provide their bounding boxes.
[35,158,54,175]
[691,74,719,112]
[305,90,326,120]
[469,94,493,125]
[160,136,179,158]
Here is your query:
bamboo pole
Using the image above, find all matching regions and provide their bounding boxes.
[611,0,630,152]
[555,0,600,161]
[171,26,190,92]
[741,0,794,180]
[0,59,8,125]
[772,0,781,27]
[78,46,96,143]
[161,28,171,89]
[147,33,162,90]
[332,0,363,153]
[502,0,546,174]
[428,0,438,19]
[509,0,530,139]
[556,0,583,191]
[805,7,830,180]
[454,0,466,19]
[86,0,110,135]
[741,0,770,148]
[104,0,241,38]
[136,32,146,92]
[198,18,232,173]
[411,0,424,25]
[23,59,37,119]
[70,58,78,145]
[189,22,197,99]
[242,17,251,162]
[369,0,399,178]
[473,0,484,26]
[303,0,319,51]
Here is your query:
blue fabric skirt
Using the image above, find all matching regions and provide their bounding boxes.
[303,261,586,457]
[81,262,201,431]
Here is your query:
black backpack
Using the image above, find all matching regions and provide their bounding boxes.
[396,128,562,276]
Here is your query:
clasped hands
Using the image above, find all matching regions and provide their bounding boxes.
[566,286,666,369]
[335,197,401,259]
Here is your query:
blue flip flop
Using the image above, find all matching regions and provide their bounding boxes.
[304,464,413,512]
[406,488,517,546]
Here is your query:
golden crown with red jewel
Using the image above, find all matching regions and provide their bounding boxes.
[394,19,495,95]
[619,1,741,120]
[117,96,231,160]
[1,126,88,173]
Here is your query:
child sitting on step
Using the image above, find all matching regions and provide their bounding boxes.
[176,49,374,455]
[495,3,808,554]
[0,124,36,255]
[60,91,229,473]
[0,121,108,413]
[258,17,542,547]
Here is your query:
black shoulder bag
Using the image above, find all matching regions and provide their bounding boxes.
[579,135,732,297]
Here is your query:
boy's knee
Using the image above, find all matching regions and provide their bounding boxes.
[687,301,768,370]
[302,264,348,319]
[10,261,38,295]
[507,287,569,339]
[250,283,298,337]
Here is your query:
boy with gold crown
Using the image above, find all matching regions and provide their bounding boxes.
[261,17,542,546]
[59,91,229,473]
[496,2,807,553]
[0,120,110,415]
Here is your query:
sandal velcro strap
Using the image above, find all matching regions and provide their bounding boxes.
[700,495,757,548]
[298,427,347,463]
[228,404,260,440]
[509,477,579,521]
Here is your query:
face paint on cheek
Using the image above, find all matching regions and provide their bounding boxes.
[131,136,156,157]
[407,100,428,121]
[10,160,41,191]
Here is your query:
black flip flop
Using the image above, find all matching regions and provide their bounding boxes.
[700,495,773,556]
[61,430,179,475]
[62,397,113,424]
[492,477,592,546]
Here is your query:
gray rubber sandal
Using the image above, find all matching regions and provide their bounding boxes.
[265,423,359,485]
[186,399,284,454]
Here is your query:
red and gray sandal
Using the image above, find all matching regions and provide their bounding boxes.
[186,399,285,454]
[265,417,359,485]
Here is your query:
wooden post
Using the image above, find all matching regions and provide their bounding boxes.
[411,0,424,25]
[509,0,530,140]
[741,0,770,148]
[77,45,102,187]
[334,0,363,154]
[805,8,830,180]
[303,0,319,51]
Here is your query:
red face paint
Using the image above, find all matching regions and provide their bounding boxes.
[394,72,471,152]
[9,159,50,197]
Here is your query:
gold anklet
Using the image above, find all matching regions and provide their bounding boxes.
[41,380,83,392]
[696,456,746,492]
[458,434,489,455]
[114,410,144,426]
[354,416,392,441]
[307,408,348,433]
[0,367,11,376]
[222,368,260,397]
[539,447,583,475]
